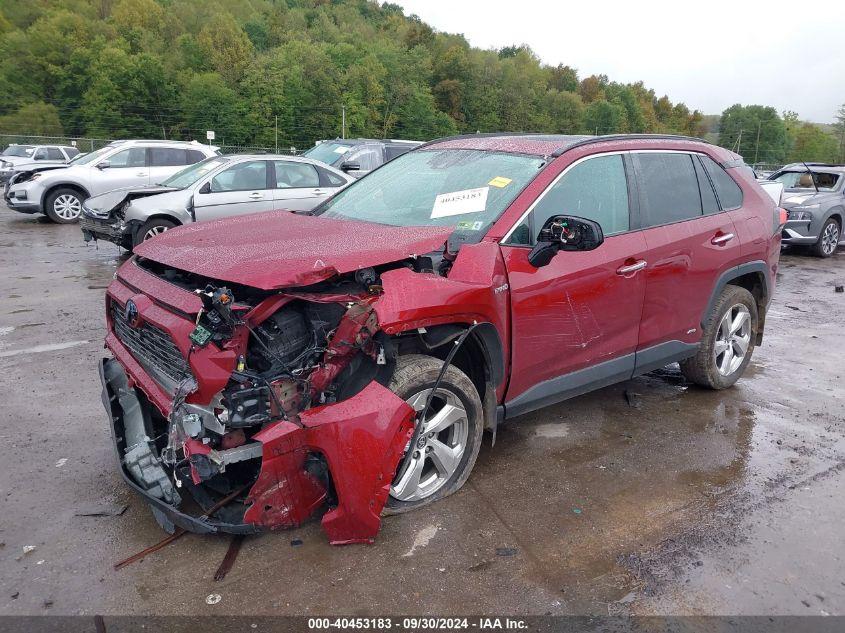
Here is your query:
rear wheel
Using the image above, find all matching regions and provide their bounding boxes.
[385,354,483,514]
[680,285,757,389]
[133,218,177,247]
[812,217,840,258]
[44,188,83,223]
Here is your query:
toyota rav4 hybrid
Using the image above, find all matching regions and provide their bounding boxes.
[99,134,782,545]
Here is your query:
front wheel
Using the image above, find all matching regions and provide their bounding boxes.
[44,188,84,223]
[812,218,840,258]
[680,285,758,389]
[385,354,483,514]
[133,218,177,248]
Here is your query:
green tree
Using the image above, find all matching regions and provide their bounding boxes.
[0,102,63,135]
[584,99,626,134]
[718,104,789,164]
[787,123,839,163]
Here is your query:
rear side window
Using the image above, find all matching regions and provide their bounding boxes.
[319,167,347,187]
[45,147,64,160]
[526,154,630,242]
[64,147,80,158]
[186,149,207,164]
[700,155,743,209]
[385,145,411,161]
[150,148,188,167]
[693,156,720,215]
[636,153,702,227]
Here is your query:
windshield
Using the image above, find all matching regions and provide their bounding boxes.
[2,145,35,157]
[318,149,546,236]
[73,146,115,166]
[303,141,354,166]
[160,156,230,188]
[771,170,840,191]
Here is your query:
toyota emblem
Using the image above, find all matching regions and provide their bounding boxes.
[125,300,140,327]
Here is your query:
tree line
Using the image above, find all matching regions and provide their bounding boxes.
[0,0,841,165]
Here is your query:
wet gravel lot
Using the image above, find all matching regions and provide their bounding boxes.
[0,208,843,617]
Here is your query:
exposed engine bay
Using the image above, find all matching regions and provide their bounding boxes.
[100,256,454,543]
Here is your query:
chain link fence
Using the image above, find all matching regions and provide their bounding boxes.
[0,133,296,156]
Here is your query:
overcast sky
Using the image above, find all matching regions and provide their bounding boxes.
[392,0,844,123]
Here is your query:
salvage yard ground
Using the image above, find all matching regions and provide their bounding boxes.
[0,208,843,616]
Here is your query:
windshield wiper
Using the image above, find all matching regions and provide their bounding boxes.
[802,162,820,193]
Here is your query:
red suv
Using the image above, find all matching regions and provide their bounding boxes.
[99,134,782,544]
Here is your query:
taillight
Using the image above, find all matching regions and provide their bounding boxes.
[774,207,787,232]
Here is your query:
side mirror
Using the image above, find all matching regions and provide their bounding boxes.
[96,161,110,170]
[528,215,604,268]
[340,161,360,172]
[198,181,211,194]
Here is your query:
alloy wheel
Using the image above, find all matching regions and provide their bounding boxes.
[143,225,170,241]
[390,388,469,502]
[714,304,751,376]
[53,194,81,220]
[821,222,840,256]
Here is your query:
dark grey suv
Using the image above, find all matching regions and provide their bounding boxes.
[771,164,844,257]
[302,138,421,178]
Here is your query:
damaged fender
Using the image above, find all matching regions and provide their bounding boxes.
[246,381,415,544]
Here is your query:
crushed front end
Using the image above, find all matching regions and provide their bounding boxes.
[99,257,415,544]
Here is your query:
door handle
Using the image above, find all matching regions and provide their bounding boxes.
[711,232,735,245]
[248,192,263,199]
[311,188,325,196]
[136,172,148,177]
[616,260,647,275]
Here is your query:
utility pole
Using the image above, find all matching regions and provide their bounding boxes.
[754,121,761,165]
[274,116,278,154]
[341,105,346,140]
[733,128,743,154]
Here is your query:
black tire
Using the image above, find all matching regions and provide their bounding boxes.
[133,218,177,248]
[680,285,758,389]
[44,187,84,223]
[384,354,483,515]
[811,217,840,258]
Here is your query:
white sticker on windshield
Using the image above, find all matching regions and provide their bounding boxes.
[334,146,351,154]
[431,187,489,219]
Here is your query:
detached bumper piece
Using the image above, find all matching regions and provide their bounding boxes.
[100,358,414,544]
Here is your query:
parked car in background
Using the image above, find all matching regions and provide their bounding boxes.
[5,140,219,223]
[0,144,80,184]
[98,133,782,542]
[302,138,421,178]
[769,164,844,257]
[80,154,354,249]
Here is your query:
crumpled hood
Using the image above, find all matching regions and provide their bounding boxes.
[133,211,452,290]
[84,185,180,217]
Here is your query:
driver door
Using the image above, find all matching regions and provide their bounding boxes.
[500,153,648,416]
[194,160,275,221]
[92,146,149,195]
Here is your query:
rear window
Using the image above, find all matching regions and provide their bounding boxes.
[636,153,702,227]
[701,155,743,209]
[64,147,80,158]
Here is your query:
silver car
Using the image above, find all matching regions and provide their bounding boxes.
[6,140,218,223]
[0,144,80,184]
[80,154,354,250]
